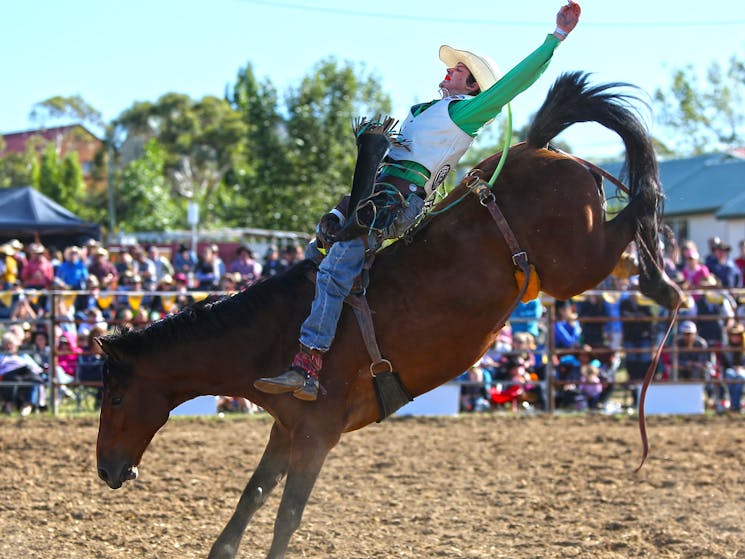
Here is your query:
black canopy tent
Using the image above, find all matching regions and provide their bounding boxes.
[0,186,100,248]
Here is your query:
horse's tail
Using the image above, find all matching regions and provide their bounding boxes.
[526,71,681,310]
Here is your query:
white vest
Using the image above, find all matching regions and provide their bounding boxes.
[387,95,475,196]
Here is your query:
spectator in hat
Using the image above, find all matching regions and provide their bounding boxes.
[133,246,157,290]
[55,246,88,289]
[0,243,19,289]
[694,274,735,347]
[88,247,119,290]
[676,320,713,381]
[708,240,741,288]
[21,243,54,289]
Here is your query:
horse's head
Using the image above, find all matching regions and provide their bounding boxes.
[95,337,171,489]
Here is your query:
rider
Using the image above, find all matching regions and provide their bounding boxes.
[255,1,582,401]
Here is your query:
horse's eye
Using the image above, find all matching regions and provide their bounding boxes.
[111,396,123,406]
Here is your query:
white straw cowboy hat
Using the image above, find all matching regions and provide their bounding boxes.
[439,45,501,92]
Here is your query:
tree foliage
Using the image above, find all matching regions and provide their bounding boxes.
[115,139,182,231]
[29,95,104,131]
[654,52,745,156]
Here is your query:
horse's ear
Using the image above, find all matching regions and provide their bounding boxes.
[97,337,121,362]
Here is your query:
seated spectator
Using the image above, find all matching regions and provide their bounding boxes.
[620,285,654,402]
[490,352,544,410]
[261,245,287,279]
[172,243,197,277]
[9,291,38,323]
[147,245,174,286]
[579,364,603,409]
[1,243,20,289]
[56,332,81,387]
[509,298,543,342]
[676,320,713,380]
[55,246,88,289]
[718,322,745,413]
[20,243,54,289]
[576,293,610,348]
[219,272,243,293]
[708,239,741,288]
[0,331,44,415]
[76,326,107,409]
[554,301,582,350]
[229,246,262,286]
[194,245,221,290]
[680,242,711,290]
[458,364,491,412]
[133,246,157,290]
[734,239,745,281]
[88,247,119,290]
[77,308,107,341]
[694,274,735,348]
[283,244,304,267]
[115,250,135,278]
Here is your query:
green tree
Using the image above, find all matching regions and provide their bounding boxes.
[115,139,182,231]
[279,58,392,231]
[29,95,104,131]
[224,63,287,227]
[38,143,62,201]
[60,152,86,211]
[114,93,247,228]
[654,52,745,156]
[0,138,40,188]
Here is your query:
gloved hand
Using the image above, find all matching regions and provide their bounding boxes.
[316,213,342,249]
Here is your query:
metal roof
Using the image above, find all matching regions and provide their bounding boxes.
[598,152,745,219]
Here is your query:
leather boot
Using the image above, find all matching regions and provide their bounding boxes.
[254,346,323,401]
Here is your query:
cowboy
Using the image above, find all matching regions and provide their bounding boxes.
[255,1,582,401]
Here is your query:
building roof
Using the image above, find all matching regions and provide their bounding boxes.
[601,152,745,219]
[0,124,100,155]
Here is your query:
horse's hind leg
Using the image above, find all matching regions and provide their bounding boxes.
[265,427,341,559]
[208,422,291,559]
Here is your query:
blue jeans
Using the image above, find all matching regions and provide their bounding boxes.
[299,193,425,352]
[300,237,366,351]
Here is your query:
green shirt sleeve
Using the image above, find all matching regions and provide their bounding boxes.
[449,34,562,137]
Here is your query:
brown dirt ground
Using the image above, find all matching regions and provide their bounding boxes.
[1,413,744,559]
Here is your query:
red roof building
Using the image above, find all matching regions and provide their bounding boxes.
[0,124,103,180]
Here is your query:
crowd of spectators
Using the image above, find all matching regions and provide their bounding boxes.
[0,238,307,414]
[459,236,745,415]
[3,234,745,416]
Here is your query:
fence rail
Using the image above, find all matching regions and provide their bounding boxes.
[2,286,744,415]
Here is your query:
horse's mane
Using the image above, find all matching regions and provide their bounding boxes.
[102,260,316,360]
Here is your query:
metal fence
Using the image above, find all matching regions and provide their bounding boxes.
[2,287,744,415]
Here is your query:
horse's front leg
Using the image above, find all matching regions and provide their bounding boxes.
[265,426,341,559]
[208,422,291,559]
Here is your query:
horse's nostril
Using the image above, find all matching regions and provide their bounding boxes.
[98,467,109,483]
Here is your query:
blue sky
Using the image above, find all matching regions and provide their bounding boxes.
[2,0,743,158]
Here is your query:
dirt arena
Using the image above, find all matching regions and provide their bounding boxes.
[1,412,744,559]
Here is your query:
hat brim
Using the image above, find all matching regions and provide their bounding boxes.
[439,45,501,92]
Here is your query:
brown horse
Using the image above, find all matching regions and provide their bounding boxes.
[95,72,681,559]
